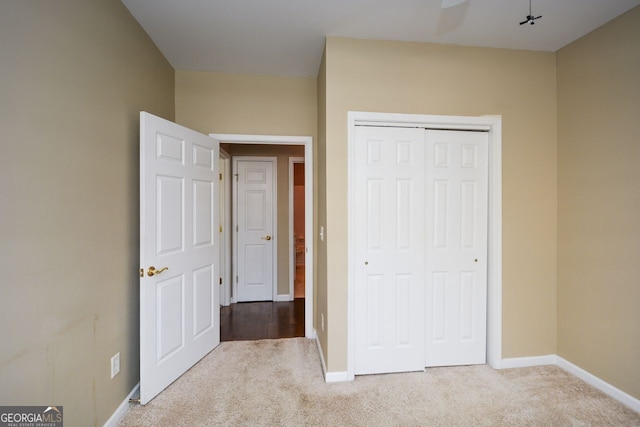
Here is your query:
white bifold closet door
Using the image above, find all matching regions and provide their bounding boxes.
[424,129,488,367]
[354,126,488,375]
[354,126,427,375]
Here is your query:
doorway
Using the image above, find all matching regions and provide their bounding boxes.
[212,134,315,339]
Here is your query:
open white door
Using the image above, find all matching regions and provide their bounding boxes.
[139,112,220,404]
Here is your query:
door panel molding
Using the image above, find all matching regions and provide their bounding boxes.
[347,112,502,380]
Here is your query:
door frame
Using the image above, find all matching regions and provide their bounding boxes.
[346,111,502,380]
[289,157,305,300]
[211,134,315,339]
[219,148,232,306]
[232,156,278,302]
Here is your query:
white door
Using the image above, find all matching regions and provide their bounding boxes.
[234,158,276,302]
[354,126,426,375]
[425,130,488,366]
[139,112,220,404]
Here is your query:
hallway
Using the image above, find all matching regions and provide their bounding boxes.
[220,299,305,341]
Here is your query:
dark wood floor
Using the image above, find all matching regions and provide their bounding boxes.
[220,299,305,341]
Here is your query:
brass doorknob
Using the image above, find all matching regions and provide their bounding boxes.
[262,235,272,241]
[147,266,169,277]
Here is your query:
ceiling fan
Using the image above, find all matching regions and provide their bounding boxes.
[520,0,542,25]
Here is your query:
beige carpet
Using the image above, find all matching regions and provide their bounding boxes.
[118,338,640,426]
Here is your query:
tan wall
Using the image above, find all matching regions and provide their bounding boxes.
[175,70,317,137]
[0,1,174,425]
[322,37,558,371]
[222,144,305,296]
[557,6,640,399]
[316,50,329,362]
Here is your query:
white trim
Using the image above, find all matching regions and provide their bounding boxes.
[211,134,315,339]
[498,354,640,413]
[219,148,232,306]
[347,111,502,380]
[274,294,292,302]
[314,330,350,383]
[325,370,351,383]
[102,383,139,427]
[289,157,305,301]
[500,355,557,369]
[556,356,640,413]
[315,331,328,379]
[232,156,278,301]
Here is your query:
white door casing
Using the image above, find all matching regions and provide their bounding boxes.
[354,126,427,374]
[139,112,220,404]
[234,157,276,302]
[219,150,232,306]
[424,130,488,366]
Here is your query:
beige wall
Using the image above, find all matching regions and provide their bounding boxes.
[557,6,640,399]
[321,37,558,371]
[175,70,317,137]
[222,144,305,296]
[0,1,174,425]
[316,50,329,361]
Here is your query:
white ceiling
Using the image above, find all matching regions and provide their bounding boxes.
[121,0,640,77]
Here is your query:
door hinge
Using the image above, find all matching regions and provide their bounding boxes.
[139,268,144,278]
[219,173,223,181]
[236,275,239,283]
[234,173,239,181]
[219,225,223,232]
[219,277,222,285]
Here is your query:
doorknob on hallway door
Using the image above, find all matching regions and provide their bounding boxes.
[261,235,272,241]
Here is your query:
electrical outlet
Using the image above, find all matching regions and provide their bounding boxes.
[111,352,120,379]
[321,313,325,332]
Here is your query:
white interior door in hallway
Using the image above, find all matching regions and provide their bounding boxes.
[353,125,488,375]
[234,157,276,302]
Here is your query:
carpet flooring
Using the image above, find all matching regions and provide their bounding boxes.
[118,338,640,426]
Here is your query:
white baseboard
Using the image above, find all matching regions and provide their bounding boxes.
[103,382,139,427]
[324,370,350,382]
[500,354,557,369]
[499,354,640,413]
[556,356,640,413]
[314,331,328,379]
[314,330,351,383]
[275,294,292,302]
